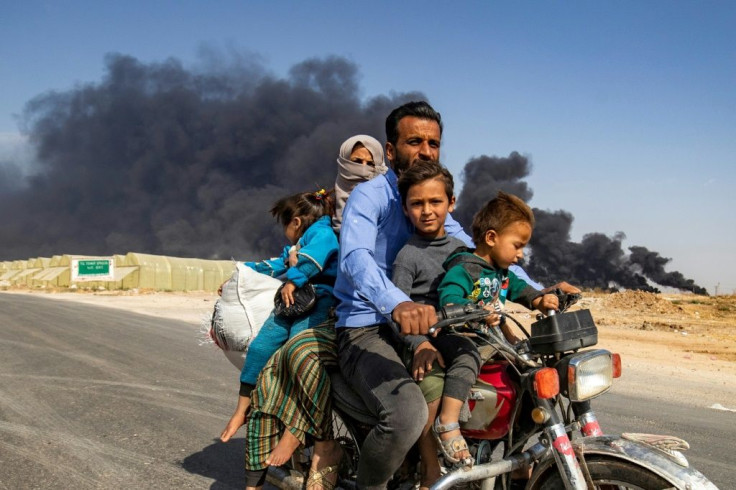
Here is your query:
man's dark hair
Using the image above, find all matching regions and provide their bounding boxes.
[471,191,535,245]
[398,160,454,206]
[385,101,443,146]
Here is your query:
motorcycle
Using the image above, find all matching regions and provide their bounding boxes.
[271,291,719,489]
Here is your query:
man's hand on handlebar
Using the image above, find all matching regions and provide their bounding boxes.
[542,281,581,295]
[392,301,438,336]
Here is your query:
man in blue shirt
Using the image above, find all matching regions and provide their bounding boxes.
[333,101,453,488]
[334,101,556,488]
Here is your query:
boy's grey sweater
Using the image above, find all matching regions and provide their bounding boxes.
[391,233,466,352]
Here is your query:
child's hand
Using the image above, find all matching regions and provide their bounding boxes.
[412,341,445,382]
[534,293,559,313]
[280,281,297,307]
[288,246,299,267]
[482,304,502,326]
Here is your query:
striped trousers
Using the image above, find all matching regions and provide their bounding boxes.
[244,324,337,470]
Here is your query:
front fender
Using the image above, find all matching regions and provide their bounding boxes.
[528,435,718,490]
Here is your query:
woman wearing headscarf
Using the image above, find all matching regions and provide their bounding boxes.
[332,134,387,233]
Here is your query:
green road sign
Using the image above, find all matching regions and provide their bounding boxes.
[72,258,115,281]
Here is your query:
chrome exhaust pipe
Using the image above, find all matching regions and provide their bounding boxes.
[431,443,548,490]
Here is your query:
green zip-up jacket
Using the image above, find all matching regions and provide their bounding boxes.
[438,248,541,312]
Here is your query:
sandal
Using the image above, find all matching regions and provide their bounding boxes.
[304,464,340,490]
[432,417,474,467]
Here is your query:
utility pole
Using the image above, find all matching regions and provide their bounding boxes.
[714,283,720,296]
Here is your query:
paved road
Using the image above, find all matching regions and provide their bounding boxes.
[0,294,731,488]
[595,392,733,488]
[0,293,243,489]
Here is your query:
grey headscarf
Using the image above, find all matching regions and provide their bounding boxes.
[333,134,388,232]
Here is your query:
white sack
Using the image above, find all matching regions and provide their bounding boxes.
[210,262,281,370]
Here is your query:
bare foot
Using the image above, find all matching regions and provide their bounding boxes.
[265,429,301,466]
[220,395,251,443]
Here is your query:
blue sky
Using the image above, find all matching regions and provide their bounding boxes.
[1,1,735,294]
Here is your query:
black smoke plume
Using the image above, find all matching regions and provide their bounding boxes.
[1,53,420,260]
[1,52,706,293]
[628,246,707,294]
[451,152,534,223]
[455,153,706,294]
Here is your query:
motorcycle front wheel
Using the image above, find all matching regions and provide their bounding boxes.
[535,456,671,489]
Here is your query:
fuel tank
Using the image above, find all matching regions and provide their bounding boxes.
[461,361,517,439]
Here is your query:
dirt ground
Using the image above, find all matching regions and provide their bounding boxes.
[3,287,736,409]
[505,291,736,408]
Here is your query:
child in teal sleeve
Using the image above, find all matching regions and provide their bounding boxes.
[241,189,338,392]
[222,189,338,440]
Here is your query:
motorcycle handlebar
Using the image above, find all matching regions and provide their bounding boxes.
[428,289,581,334]
[428,303,489,335]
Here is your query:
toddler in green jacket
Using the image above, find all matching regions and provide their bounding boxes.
[439,191,559,335]
[434,192,559,473]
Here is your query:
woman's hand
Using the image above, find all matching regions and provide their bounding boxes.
[280,281,296,307]
[412,341,445,382]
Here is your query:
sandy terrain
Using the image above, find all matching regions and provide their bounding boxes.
[3,287,735,410]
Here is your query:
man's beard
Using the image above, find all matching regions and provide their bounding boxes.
[392,151,413,177]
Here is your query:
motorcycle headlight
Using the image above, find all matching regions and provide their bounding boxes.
[564,349,613,402]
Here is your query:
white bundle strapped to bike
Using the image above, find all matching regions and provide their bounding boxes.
[208,262,281,370]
